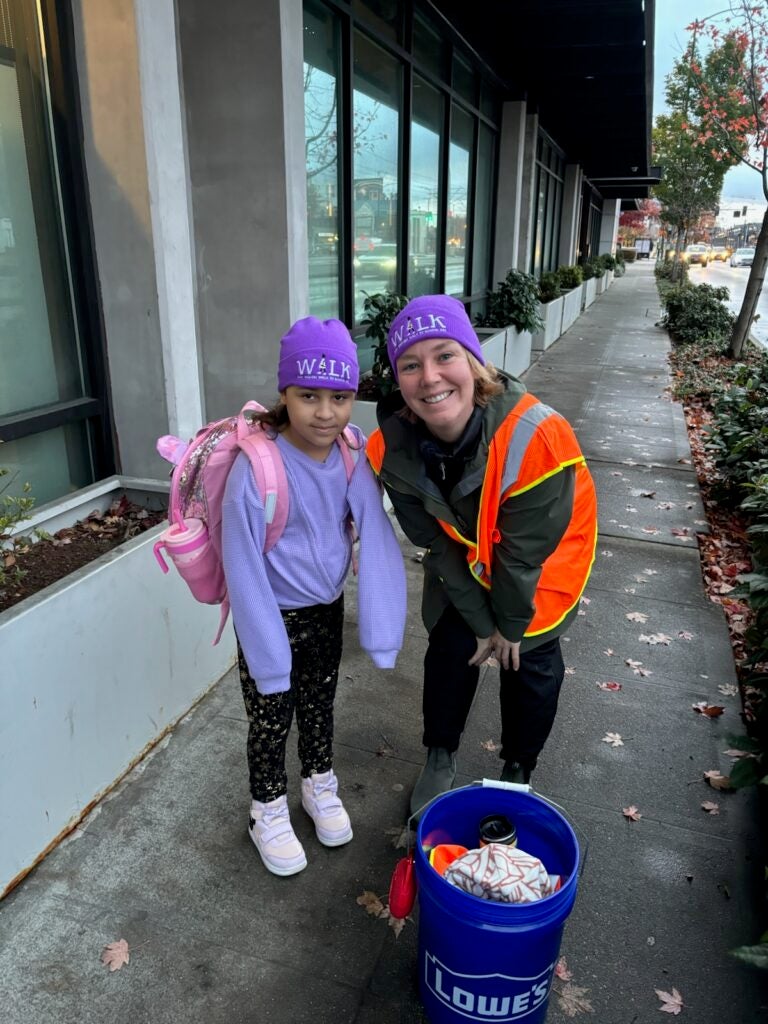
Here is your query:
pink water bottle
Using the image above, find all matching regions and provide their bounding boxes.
[153,515,210,572]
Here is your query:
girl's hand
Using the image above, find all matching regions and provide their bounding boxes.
[468,632,521,671]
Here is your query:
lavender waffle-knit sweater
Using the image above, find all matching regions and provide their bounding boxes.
[221,427,407,694]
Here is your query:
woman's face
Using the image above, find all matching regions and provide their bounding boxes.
[395,337,476,443]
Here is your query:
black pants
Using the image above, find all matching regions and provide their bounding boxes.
[422,604,565,772]
[238,596,344,803]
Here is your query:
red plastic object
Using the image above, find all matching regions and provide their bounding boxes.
[389,852,417,919]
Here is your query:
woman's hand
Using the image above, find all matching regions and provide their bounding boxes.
[468,632,521,671]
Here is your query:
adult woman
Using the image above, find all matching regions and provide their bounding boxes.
[366,295,597,817]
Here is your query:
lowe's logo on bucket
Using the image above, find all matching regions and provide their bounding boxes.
[424,953,555,1021]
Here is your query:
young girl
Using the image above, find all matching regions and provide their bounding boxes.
[367,295,597,818]
[222,317,406,876]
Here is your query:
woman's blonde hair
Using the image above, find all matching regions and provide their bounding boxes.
[397,351,504,423]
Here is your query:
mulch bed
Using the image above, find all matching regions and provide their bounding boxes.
[1,496,166,615]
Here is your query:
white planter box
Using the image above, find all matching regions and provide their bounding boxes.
[0,478,235,896]
[352,397,379,438]
[477,326,507,370]
[531,296,565,352]
[595,275,607,295]
[605,269,614,288]
[560,287,583,334]
[503,327,533,378]
[582,278,597,309]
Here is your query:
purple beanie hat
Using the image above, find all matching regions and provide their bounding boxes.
[387,295,484,381]
[278,317,359,392]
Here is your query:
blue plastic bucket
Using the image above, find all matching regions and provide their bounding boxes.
[415,784,579,1024]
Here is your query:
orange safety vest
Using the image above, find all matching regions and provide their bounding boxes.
[367,393,598,638]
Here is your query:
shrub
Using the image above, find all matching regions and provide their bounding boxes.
[599,253,617,271]
[358,291,409,397]
[659,283,735,345]
[537,271,561,304]
[584,257,605,279]
[0,464,35,597]
[557,264,583,289]
[475,269,544,334]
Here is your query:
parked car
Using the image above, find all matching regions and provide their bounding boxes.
[711,246,729,262]
[682,244,710,266]
[730,247,756,267]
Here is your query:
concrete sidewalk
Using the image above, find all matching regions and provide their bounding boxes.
[2,263,767,1023]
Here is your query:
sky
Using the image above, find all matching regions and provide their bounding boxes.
[654,0,763,201]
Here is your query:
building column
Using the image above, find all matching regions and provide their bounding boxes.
[516,112,539,273]
[558,164,582,266]
[177,0,309,416]
[598,198,621,255]
[134,0,203,440]
[492,100,526,281]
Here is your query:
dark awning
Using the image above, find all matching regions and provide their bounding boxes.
[433,0,656,198]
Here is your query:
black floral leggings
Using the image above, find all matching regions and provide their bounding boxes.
[238,595,344,803]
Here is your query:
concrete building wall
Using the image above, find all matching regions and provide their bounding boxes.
[70,0,168,479]
[492,101,526,281]
[558,164,583,266]
[177,0,309,417]
[516,112,539,272]
[598,198,620,255]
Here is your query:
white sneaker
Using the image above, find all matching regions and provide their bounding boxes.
[301,770,353,847]
[248,795,307,876]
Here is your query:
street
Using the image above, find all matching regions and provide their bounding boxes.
[685,257,768,348]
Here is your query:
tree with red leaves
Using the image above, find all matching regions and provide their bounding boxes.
[683,2,768,357]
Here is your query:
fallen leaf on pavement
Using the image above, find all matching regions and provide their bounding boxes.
[565,666,576,675]
[603,648,614,656]
[717,684,739,697]
[677,630,694,640]
[480,739,498,751]
[626,611,649,623]
[622,805,642,821]
[596,681,622,691]
[100,939,130,972]
[656,987,684,1014]
[602,732,624,747]
[703,770,731,790]
[555,956,573,981]
[692,702,725,718]
[701,801,720,814]
[639,632,673,645]
[357,891,387,918]
[557,983,594,1017]
[388,915,406,938]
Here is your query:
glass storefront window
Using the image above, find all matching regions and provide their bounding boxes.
[530,133,564,277]
[408,76,442,297]
[1,0,100,499]
[471,122,494,295]
[1,421,92,507]
[452,55,477,107]
[445,105,473,297]
[352,33,400,322]
[351,0,402,44]
[413,11,448,80]
[304,1,341,318]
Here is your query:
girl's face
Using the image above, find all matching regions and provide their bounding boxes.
[396,337,476,443]
[280,386,355,460]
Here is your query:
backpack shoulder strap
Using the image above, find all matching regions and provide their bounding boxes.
[337,427,360,481]
[238,430,289,552]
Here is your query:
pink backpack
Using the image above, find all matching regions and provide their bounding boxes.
[154,400,357,643]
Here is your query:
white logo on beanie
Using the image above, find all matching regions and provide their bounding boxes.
[391,313,447,354]
[296,356,352,381]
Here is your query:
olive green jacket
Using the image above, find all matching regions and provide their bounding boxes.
[374,373,577,651]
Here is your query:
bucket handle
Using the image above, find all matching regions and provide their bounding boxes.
[407,778,588,879]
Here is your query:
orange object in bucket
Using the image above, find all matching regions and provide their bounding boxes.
[429,844,468,876]
[389,851,417,919]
